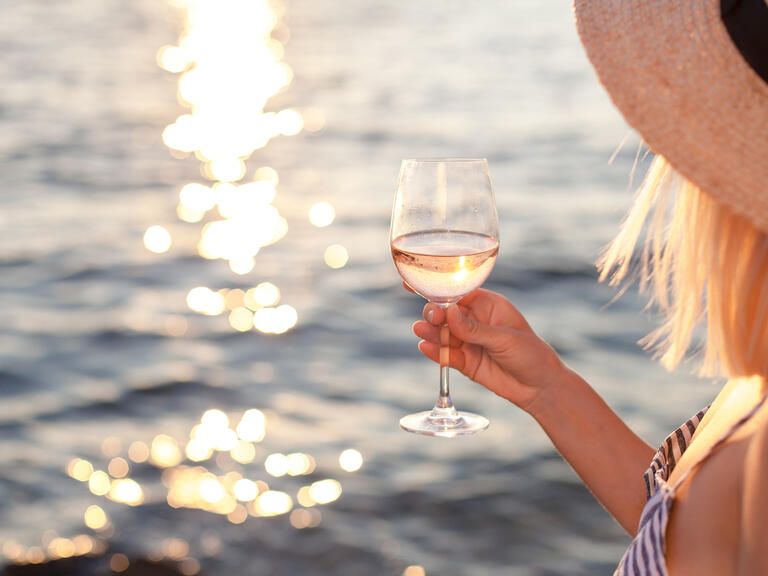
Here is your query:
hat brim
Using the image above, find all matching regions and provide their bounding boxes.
[574,0,768,231]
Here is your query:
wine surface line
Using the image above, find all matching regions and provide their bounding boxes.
[391,230,499,304]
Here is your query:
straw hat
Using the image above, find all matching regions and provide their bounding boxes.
[574,0,768,232]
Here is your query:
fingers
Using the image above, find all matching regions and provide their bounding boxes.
[445,304,507,349]
[417,340,466,372]
[412,321,463,347]
[422,303,445,325]
[459,288,531,330]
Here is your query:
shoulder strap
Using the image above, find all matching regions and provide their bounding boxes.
[670,391,768,492]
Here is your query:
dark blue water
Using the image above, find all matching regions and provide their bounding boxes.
[0,0,718,574]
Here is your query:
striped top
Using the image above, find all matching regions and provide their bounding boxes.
[615,394,768,575]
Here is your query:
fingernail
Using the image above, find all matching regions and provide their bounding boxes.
[427,309,434,323]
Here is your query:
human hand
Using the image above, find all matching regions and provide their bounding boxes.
[411,287,566,412]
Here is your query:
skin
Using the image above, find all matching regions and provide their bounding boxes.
[410,286,768,573]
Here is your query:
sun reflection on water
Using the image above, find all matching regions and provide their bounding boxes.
[15,407,365,568]
[148,0,349,336]
[0,0,360,571]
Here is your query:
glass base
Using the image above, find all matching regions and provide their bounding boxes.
[399,408,490,438]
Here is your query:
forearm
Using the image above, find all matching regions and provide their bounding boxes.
[527,366,654,534]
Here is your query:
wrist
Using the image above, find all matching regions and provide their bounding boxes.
[523,364,581,423]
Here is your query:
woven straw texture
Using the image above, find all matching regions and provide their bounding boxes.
[574,0,768,232]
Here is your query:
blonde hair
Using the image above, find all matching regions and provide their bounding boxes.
[598,155,768,378]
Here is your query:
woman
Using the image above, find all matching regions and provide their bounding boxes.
[411,0,768,574]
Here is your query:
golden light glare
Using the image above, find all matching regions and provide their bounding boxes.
[128,441,150,463]
[157,45,190,73]
[275,109,304,136]
[150,435,183,468]
[68,458,94,482]
[451,255,469,282]
[109,478,144,506]
[296,485,315,508]
[233,478,259,502]
[252,282,281,307]
[108,457,130,478]
[308,202,335,227]
[144,225,173,254]
[88,471,111,496]
[198,474,225,504]
[84,505,108,530]
[177,204,205,223]
[160,0,304,334]
[186,287,225,316]
[179,182,217,212]
[72,535,94,556]
[236,409,266,442]
[286,453,315,476]
[339,449,363,472]
[186,438,214,462]
[253,490,293,517]
[26,547,45,564]
[228,307,254,332]
[253,166,278,185]
[208,158,246,182]
[264,453,289,477]
[230,440,256,464]
[48,538,76,559]
[216,181,276,217]
[196,213,286,262]
[403,566,426,576]
[2,541,24,562]
[201,409,229,429]
[324,244,349,269]
[308,479,342,505]
[253,304,297,334]
[229,256,255,275]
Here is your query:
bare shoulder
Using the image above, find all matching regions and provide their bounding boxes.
[738,399,768,575]
[744,395,768,461]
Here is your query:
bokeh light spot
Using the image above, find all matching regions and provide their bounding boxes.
[151,435,182,468]
[144,225,173,254]
[253,490,293,516]
[308,201,335,227]
[233,478,259,502]
[88,471,111,496]
[324,244,349,269]
[236,409,266,442]
[128,441,150,463]
[68,458,94,482]
[186,287,225,316]
[264,453,289,477]
[109,478,144,506]
[110,553,130,573]
[108,457,130,478]
[339,449,364,472]
[308,479,342,505]
[84,505,108,530]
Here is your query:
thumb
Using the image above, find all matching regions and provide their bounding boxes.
[445,305,500,348]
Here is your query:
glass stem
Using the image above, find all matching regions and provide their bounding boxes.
[431,323,458,419]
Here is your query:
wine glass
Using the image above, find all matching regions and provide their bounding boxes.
[390,158,499,437]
